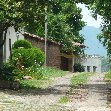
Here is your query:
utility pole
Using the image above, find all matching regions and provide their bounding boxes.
[45,5,48,67]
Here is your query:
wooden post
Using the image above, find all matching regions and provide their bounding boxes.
[45,5,48,67]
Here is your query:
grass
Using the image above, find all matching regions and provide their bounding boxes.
[104,71,111,82]
[19,67,68,89]
[40,67,68,78]
[59,96,69,104]
[71,72,95,86]
[20,79,52,89]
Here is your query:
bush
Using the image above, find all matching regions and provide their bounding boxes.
[0,63,15,81]
[73,63,85,72]
[13,67,43,80]
[12,39,32,49]
[12,48,45,68]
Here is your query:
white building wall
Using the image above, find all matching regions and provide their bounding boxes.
[3,26,24,62]
[81,56,101,73]
[73,55,102,73]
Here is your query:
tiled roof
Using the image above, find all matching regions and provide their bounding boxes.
[24,32,61,46]
[24,32,85,47]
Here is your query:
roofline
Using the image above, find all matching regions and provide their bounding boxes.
[24,32,61,46]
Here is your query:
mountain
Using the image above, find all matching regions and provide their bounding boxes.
[80,26,107,56]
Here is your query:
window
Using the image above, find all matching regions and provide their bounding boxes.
[87,66,90,72]
[93,66,97,72]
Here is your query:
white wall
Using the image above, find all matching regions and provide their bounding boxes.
[3,26,24,62]
[81,56,101,73]
[73,55,102,73]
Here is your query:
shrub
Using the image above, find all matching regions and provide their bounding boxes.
[12,39,32,49]
[0,63,15,81]
[13,67,43,80]
[12,48,45,68]
[73,63,85,72]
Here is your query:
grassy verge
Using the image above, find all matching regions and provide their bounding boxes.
[104,71,111,82]
[71,72,95,86]
[19,67,67,89]
[41,67,68,79]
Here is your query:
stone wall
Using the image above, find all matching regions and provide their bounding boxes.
[25,36,61,69]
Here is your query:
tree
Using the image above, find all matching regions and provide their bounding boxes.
[0,0,44,67]
[76,0,111,57]
[0,0,85,69]
[26,1,85,54]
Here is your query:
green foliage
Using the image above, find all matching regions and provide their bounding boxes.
[0,0,85,56]
[80,0,111,57]
[0,63,15,81]
[59,96,69,104]
[12,40,32,49]
[104,71,111,82]
[71,72,95,86]
[12,48,45,68]
[18,66,67,89]
[13,66,43,80]
[73,63,85,72]
[26,1,85,54]
[40,67,67,79]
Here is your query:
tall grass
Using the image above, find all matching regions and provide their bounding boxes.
[19,67,67,89]
[71,72,95,86]
[104,71,111,82]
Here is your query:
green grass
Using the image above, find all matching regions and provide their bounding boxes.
[59,96,69,104]
[71,72,95,86]
[40,67,68,79]
[19,67,67,89]
[20,79,52,89]
[104,71,111,82]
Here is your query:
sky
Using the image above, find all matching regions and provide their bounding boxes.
[77,3,107,56]
[77,3,103,28]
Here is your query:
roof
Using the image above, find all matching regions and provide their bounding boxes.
[24,32,61,46]
[24,32,85,48]
[72,42,86,48]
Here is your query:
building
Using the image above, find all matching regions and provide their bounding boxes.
[3,26,24,62]
[3,27,84,72]
[74,55,102,73]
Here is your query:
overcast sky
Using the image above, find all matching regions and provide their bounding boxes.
[77,3,103,28]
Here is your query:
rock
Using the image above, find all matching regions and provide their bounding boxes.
[23,76,33,79]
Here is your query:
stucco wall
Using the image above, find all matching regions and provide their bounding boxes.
[74,56,102,73]
[3,26,24,62]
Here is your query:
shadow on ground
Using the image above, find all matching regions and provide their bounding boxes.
[0,81,111,98]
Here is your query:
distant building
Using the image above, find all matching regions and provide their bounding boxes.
[74,55,102,73]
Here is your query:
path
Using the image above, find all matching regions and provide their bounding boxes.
[0,72,75,111]
[68,73,111,111]
[0,72,111,111]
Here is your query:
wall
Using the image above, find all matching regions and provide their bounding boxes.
[3,26,24,62]
[74,55,102,73]
[25,36,61,69]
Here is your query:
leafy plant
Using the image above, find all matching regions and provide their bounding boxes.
[104,71,111,82]
[59,96,69,104]
[73,63,85,72]
[12,48,45,68]
[12,40,32,49]
[71,72,95,86]
[0,63,15,81]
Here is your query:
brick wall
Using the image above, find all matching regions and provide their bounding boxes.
[25,36,61,69]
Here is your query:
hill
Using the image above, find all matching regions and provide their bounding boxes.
[80,26,107,57]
